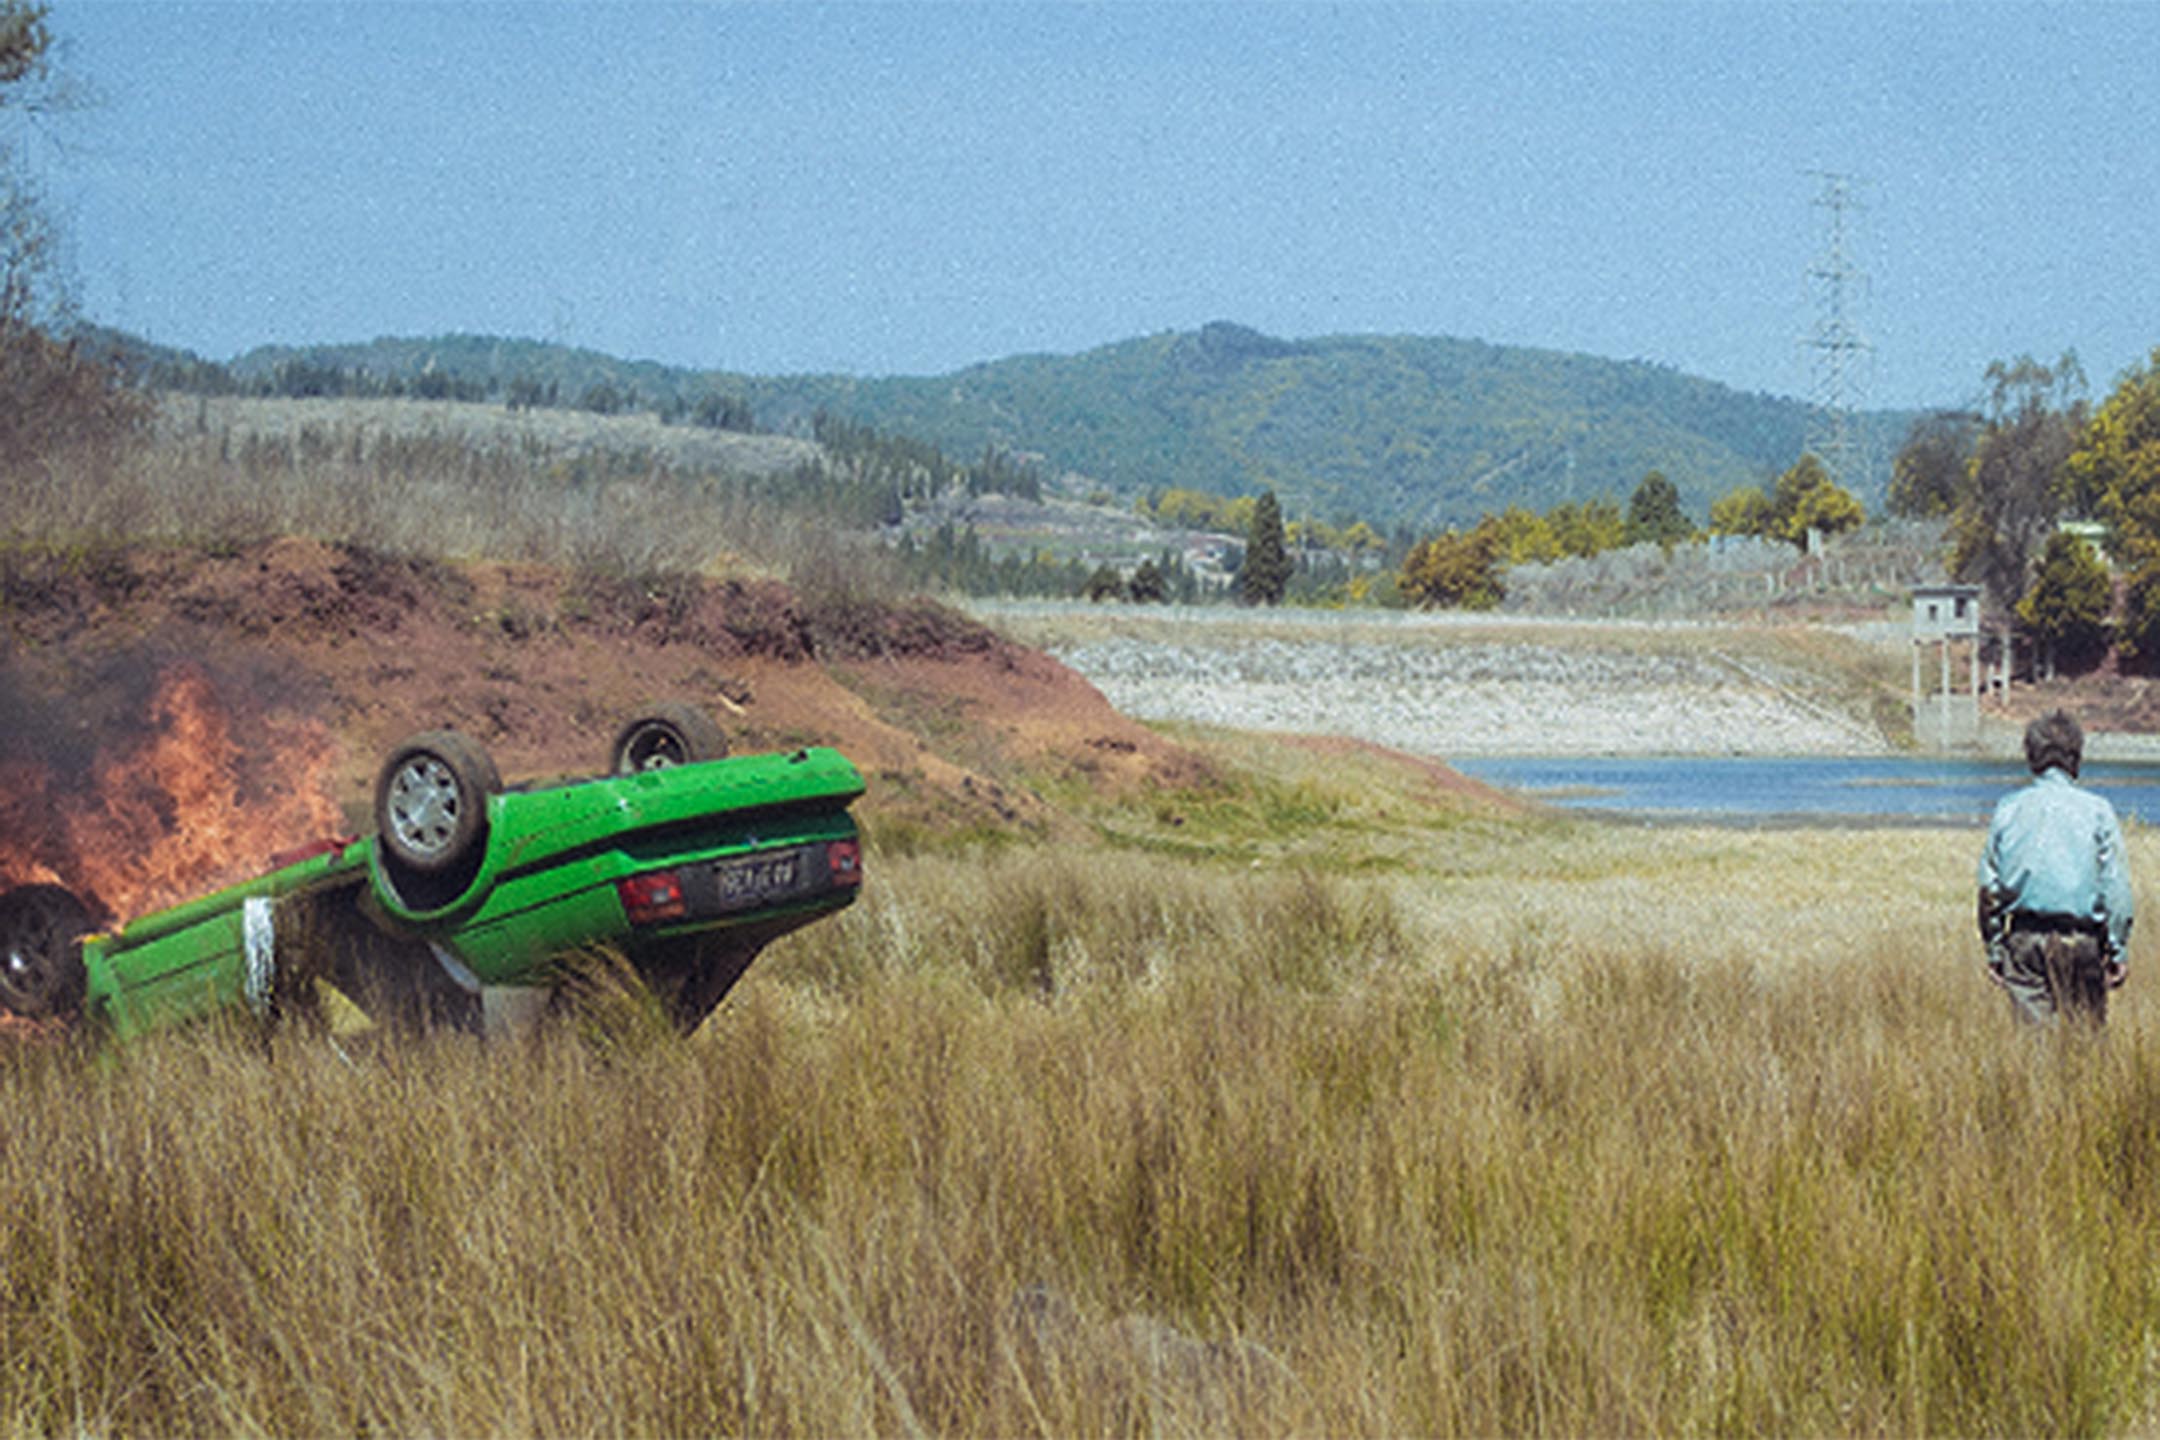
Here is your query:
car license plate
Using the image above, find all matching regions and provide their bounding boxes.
[711,850,804,910]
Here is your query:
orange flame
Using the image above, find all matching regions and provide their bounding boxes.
[0,665,345,923]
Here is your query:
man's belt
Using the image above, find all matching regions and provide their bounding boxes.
[2008,911,2103,936]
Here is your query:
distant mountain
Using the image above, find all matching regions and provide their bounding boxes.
[731,323,1920,528]
[116,323,1922,529]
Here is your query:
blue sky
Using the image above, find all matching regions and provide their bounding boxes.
[20,1,2160,409]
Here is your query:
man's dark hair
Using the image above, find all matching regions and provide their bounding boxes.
[2025,709,2084,776]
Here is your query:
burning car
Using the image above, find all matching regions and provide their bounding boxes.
[0,702,865,1042]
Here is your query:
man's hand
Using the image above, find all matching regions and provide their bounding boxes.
[2107,958,2128,989]
[1977,889,2006,947]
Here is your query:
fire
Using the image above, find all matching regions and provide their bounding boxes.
[0,758,67,891]
[0,665,345,924]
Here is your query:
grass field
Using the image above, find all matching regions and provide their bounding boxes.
[6,737,2159,1437]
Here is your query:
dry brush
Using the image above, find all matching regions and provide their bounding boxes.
[7,826,2160,1434]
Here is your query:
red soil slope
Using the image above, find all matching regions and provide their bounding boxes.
[0,539,1204,854]
[1,537,1521,929]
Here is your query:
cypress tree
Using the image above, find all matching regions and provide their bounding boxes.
[1239,489,1292,606]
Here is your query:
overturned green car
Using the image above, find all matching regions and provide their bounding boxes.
[0,703,865,1041]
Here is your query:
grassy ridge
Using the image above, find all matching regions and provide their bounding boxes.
[7,812,2160,1435]
[5,398,860,587]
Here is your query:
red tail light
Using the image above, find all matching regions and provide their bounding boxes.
[618,870,688,925]
[827,839,863,886]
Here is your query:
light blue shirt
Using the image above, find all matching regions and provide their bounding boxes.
[1979,767,2135,957]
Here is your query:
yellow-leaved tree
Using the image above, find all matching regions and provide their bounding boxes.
[1769,454,1865,546]
[2073,348,2160,658]
[1398,519,1503,610]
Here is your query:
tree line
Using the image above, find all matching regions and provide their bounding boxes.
[1061,446,1876,613]
[1883,350,2160,672]
[138,350,769,435]
[893,522,1208,606]
[1394,457,1867,609]
[811,413,1044,505]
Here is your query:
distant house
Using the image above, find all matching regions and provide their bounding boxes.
[2057,519,2112,568]
[1911,583,1983,750]
[1910,583,1980,640]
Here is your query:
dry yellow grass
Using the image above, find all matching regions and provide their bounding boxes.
[5,396,838,583]
[8,783,2160,1435]
[11,381,2141,1432]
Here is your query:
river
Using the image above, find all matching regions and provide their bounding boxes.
[1453,756,2160,826]
[985,604,2160,823]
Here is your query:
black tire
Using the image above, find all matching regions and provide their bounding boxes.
[0,884,92,1020]
[374,730,501,874]
[610,702,729,775]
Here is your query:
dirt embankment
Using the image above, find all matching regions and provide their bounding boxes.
[1983,650,2160,753]
[0,538,1218,842]
[1023,614,1891,757]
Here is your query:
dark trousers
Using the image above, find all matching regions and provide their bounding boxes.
[1998,925,2108,1027]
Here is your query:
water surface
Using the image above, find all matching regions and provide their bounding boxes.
[1453,756,2160,826]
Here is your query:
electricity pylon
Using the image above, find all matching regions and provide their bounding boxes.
[1803,171,1874,494]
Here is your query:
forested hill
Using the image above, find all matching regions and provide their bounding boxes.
[136,322,1916,528]
[735,324,1912,526]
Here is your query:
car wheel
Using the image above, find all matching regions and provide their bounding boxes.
[610,702,729,774]
[0,884,93,1020]
[374,730,502,874]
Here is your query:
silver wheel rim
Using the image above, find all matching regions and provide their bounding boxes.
[1,938,44,1002]
[387,754,465,860]
[1,895,77,1007]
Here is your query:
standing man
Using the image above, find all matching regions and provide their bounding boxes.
[1977,710,2135,1025]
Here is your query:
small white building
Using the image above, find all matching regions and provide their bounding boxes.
[1911,583,1981,640]
[2058,519,2113,568]
[1911,584,1983,749]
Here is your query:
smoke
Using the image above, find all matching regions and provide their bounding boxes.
[0,657,97,782]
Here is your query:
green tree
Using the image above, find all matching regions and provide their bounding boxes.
[578,380,627,415]
[1624,470,1692,548]
[1949,353,2088,618]
[505,374,552,411]
[1766,453,1864,546]
[1708,485,1774,538]
[1487,504,1562,564]
[691,390,755,431]
[1337,519,1386,556]
[1125,556,1169,604]
[1399,521,1503,610]
[1150,486,1244,532]
[2016,530,2112,674]
[1787,471,1866,540]
[1888,411,1980,518]
[2119,572,2160,668]
[1238,488,1292,605]
[1547,498,1626,558]
[2071,348,2160,656]
[1082,564,1123,603]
